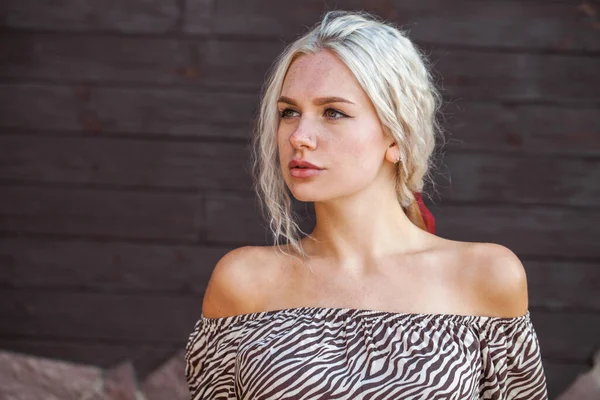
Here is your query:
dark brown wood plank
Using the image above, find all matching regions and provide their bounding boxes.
[185,0,600,52]
[206,192,268,244]
[0,84,255,138]
[0,34,281,89]
[0,290,202,343]
[531,311,600,362]
[0,0,180,33]
[443,102,600,156]
[0,238,230,294]
[183,0,212,35]
[432,49,600,102]
[542,359,591,400]
[389,0,600,53]
[206,192,600,258]
[438,153,600,208]
[526,260,600,313]
[0,135,252,191]
[0,34,195,85]
[197,39,284,91]
[431,204,600,259]
[0,186,203,241]
[0,339,179,378]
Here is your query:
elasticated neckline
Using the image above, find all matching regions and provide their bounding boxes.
[198,305,530,327]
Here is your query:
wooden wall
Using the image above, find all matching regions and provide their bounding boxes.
[0,0,598,397]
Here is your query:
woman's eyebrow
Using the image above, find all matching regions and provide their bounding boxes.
[277,96,298,106]
[314,96,355,106]
[277,96,355,106]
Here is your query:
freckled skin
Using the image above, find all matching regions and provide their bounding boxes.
[277,50,396,203]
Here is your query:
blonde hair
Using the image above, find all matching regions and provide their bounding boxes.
[251,10,443,261]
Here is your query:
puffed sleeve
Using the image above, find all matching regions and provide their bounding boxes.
[478,312,548,399]
[184,317,240,399]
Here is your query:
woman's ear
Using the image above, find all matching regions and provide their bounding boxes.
[386,142,400,164]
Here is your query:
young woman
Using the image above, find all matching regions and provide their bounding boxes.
[185,11,548,399]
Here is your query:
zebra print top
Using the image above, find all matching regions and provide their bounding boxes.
[185,307,548,399]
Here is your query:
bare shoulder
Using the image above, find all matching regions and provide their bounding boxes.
[201,245,275,318]
[462,242,529,318]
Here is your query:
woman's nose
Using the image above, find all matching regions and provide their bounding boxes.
[289,118,317,150]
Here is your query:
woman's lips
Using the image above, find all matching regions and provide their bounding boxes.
[290,167,323,178]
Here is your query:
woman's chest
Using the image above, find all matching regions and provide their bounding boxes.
[265,248,478,318]
[232,321,483,400]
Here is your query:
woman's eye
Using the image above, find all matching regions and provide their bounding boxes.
[324,108,346,119]
[279,108,299,119]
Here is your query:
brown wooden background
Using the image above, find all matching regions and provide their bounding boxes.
[0,0,599,398]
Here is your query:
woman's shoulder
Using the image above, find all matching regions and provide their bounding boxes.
[456,241,529,318]
[201,245,281,319]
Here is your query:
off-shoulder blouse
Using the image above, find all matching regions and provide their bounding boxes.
[185,307,548,399]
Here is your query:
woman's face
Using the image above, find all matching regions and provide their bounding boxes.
[277,50,394,202]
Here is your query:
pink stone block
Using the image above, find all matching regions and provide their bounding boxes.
[556,349,600,400]
[0,350,103,400]
[86,361,142,400]
[140,350,188,400]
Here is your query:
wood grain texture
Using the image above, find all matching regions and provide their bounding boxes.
[0,84,256,138]
[525,260,600,313]
[437,153,600,207]
[531,311,600,362]
[0,186,203,241]
[0,34,195,85]
[431,204,600,259]
[0,289,202,343]
[0,238,231,294]
[0,135,252,191]
[442,102,600,156]
[205,191,268,244]
[186,0,600,52]
[542,359,592,400]
[0,0,180,33]
[431,49,600,102]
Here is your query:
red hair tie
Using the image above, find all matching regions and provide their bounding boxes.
[414,192,436,234]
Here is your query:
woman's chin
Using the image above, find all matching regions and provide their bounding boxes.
[291,191,318,202]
